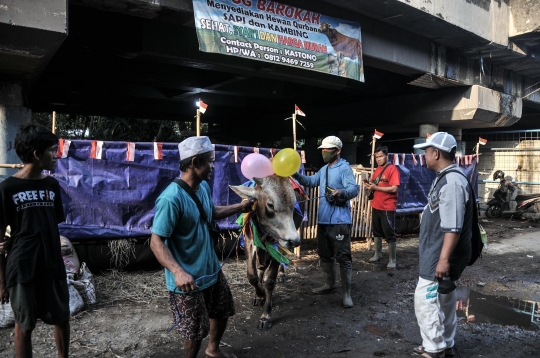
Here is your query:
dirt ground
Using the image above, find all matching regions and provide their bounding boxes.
[0,215,539,358]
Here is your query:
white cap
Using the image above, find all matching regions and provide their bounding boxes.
[178,136,213,159]
[318,136,342,149]
[413,132,457,153]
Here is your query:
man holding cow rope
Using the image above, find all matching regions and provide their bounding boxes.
[150,136,251,358]
[293,135,359,308]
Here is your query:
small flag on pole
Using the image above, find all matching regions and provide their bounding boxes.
[295,105,305,116]
[198,100,208,114]
[479,137,487,145]
[374,129,384,139]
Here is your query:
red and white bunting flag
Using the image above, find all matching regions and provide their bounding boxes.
[479,137,487,145]
[419,154,424,166]
[56,139,71,159]
[126,142,135,162]
[90,140,103,159]
[295,104,305,117]
[301,150,306,164]
[401,153,405,164]
[154,142,163,160]
[198,99,208,114]
[455,156,460,165]
[234,146,238,163]
[393,153,400,166]
[374,129,384,139]
[426,133,432,138]
[253,147,259,153]
[411,153,418,165]
[271,148,277,157]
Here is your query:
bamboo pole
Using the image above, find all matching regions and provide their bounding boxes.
[52,111,57,134]
[196,108,201,136]
[0,164,23,169]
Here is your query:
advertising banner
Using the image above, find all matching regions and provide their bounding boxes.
[193,0,364,82]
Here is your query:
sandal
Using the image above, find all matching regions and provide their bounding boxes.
[413,345,454,357]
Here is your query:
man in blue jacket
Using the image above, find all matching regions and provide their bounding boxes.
[293,136,359,308]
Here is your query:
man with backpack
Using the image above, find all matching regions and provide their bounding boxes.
[411,132,473,358]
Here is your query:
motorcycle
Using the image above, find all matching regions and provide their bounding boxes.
[514,193,540,220]
[485,170,516,218]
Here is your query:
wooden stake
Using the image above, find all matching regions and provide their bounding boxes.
[292,113,297,150]
[52,111,57,134]
[196,109,201,136]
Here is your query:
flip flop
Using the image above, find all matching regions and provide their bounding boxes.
[414,345,454,357]
[206,354,237,358]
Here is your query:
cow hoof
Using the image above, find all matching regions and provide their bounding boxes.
[258,318,272,330]
[278,274,286,283]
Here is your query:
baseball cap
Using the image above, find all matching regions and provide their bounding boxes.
[318,136,343,149]
[413,132,457,153]
[178,136,214,159]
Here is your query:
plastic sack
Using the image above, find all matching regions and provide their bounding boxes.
[71,263,96,305]
[0,303,15,328]
[60,236,80,275]
[68,281,84,316]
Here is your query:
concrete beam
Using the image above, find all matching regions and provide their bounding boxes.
[0,0,67,81]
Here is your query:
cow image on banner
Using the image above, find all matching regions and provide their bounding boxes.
[192,0,364,82]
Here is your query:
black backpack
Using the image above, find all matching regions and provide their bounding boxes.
[435,169,485,266]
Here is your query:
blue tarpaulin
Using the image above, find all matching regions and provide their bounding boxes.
[391,153,478,215]
[53,141,477,240]
[54,141,284,240]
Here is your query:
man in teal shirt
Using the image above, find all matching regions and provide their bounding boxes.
[151,136,251,358]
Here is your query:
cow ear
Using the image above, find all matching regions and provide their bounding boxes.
[229,185,259,200]
[252,177,264,186]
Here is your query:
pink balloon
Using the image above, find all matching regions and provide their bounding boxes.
[241,153,274,179]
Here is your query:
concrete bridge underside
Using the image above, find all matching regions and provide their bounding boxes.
[0,0,539,144]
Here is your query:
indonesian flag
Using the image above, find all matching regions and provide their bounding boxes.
[295,105,305,116]
[154,142,163,160]
[374,130,384,139]
[90,140,103,159]
[56,139,71,159]
[126,142,135,162]
[479,137,487,145]
[393,153,400,166]
[198,99,208,114]
[411,154,418,165]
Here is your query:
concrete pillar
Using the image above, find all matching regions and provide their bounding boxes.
[414,124,439,154]
[0,82,31,181]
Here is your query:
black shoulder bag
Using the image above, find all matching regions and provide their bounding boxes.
[174,179,221,242]
[366,164,390,201]
[433,170,486,266]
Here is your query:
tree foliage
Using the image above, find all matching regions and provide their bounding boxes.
[32,113,206,142]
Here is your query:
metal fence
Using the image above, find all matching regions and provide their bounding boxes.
[463,131,540,206]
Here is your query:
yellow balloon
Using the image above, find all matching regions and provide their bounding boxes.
[272,148,301,177]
